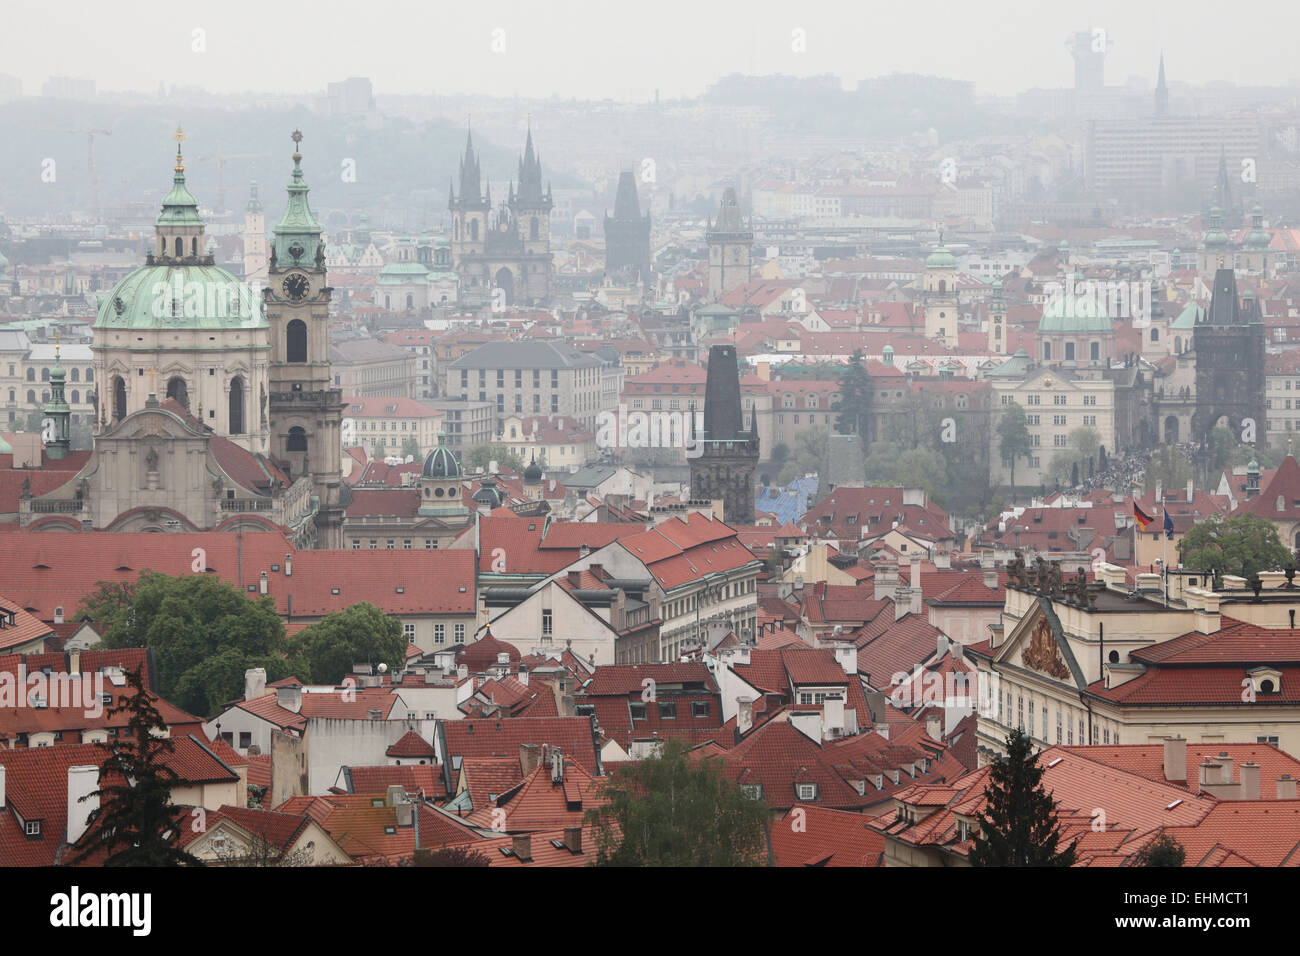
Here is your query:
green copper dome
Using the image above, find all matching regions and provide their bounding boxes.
[157,134,204,228]
[926,244,956,269]
[95,264,266,331]
[1038,274,1113,334]
[422,438,461,479]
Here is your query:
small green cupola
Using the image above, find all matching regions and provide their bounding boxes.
[271,130,324,270]
[43,335,72,460]
[153,127,207,263]
[419,431,468,518]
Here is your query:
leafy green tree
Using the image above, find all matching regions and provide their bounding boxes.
[1130,832,1186,867]
[1070,425,1101,463]
[831,348,874,441]
[413,845,493,867]
[465,443,525,473]
[586,738,771,866]
[1144,444,1192,494]
[289,602,406,685]
[400,436,422,460]
[969,730,1077,867]
[997,402,1033,499]
[79,572,296,717]
[70,667,203,867]
[1176,513,1293,585]
[777,428,828,485]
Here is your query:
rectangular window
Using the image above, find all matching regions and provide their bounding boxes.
[691,701,709,719]
[629,701,646,720]
[454,624,466,644]
[404,623,416,643]
[659,701,677,719]
[239,731,252,749]
[434,624,446,645]
[1017,695,1024,730]
[542,609,553,637]
[1056,710,1062,744]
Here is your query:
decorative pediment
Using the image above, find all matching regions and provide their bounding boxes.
[1022,618,1071,680]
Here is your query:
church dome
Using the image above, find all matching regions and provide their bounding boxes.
[94,263,266,331]
[926,244,956,269]
[421,440,461,479]
[472,476,505,507]
[523,454,543,482]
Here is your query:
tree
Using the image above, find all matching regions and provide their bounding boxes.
[777,428,827,485]
[586,738,771,866]
[1144,444,1192,494]
[464,443,525,473]
[1130,832,1186,867]
[969,730,1077,867]
[1069,425,1101,463]
[70,666,202,867]
[80,572,298,717]
[1176,513,1293,585]
[289,602,407,685]
[831,349,873,442]
[997,403,1033,500]
[400,436,422,460]
[412,845,493,867]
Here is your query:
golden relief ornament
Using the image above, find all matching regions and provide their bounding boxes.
[1023,619,1070,680]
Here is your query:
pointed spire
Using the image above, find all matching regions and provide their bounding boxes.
[1154,52,1169,117]
[272,129,323,266]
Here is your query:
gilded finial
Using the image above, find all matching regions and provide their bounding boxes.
[173,126,186,172]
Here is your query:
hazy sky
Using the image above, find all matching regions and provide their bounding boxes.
[1,0,1293,102]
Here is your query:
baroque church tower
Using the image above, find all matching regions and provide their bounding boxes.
[265,130,346,548]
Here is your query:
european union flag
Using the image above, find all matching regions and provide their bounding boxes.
[1163,509,1175,540]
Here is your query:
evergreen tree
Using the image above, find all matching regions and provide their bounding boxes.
[996,402,1033,501]
[969,730,1077,867]
[70,666,202,867]
[832,348,874,444]
[1130,832,1185,867]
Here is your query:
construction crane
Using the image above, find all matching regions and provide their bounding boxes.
[41,128,112,220]
[194,151,271,213]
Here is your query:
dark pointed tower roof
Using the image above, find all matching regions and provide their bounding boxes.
[1202,267,1263,326]
[517,124,546,205]
[458,128,483,204]
[611,171,644,221]
[1154,52,1169,117]
[702,344,750,443]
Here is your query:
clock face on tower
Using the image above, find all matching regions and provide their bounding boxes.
[282,273,309,301]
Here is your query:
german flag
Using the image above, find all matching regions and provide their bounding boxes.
[1133,502,1153,530]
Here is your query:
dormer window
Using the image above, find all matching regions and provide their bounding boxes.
[25,820,41,836]
[1248,667,1283,696]
[797,783,818,801]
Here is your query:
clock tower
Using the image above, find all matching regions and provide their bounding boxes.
[266,130,346,547]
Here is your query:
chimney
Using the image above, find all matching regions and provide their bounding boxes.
[54,607,64,624]
[910,554,922,597]
[926,716,942,740]
[563,825,582,853]
[1241,762,1261,800]
[832,644,857,676]
[1198,758,1221,789]
[952,642,965,661]
[0,765,5,809]
[244,667,267,701]
[551,750,565,784]
[1162,735,1186,783]
[285,553,293,577]
[875,721,890,740]
[983,570,998,590]
[457,664,468,680]
[937,634,949,659]
[68,650,80,674]
[1278,774,1297,799]
[512,834,532,862]
[737,696,755,735]
[67,765,99,845]
[259,570,268,595]
[823,694,845,740]
[1218,752,1235,785]
[520,742,541,775]
[276,684,303,714]
[1186,479,1193,502]
[567,570,582,587]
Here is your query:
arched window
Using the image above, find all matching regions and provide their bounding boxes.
[175,237,183,257]
[1064,342,1075,361]
[406,294,413,310]
[470,219,479,241]
[26,368,34,382]
[166,377,188,408]
[26,389,35,404]
[113,376,126,421]
[938,280,946,293]
[229,378,244,435]
[85,368,93,382]
[454,218,460,240]
[287,320,308,363]
[530,217,539,240]
[70,368,79,382]
[287,426,308,452]
[1043,341,1052,360]
[71,390,79,404]
[191,238,198,257]
[41,368,49,381]
[1090,341,1100,361]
